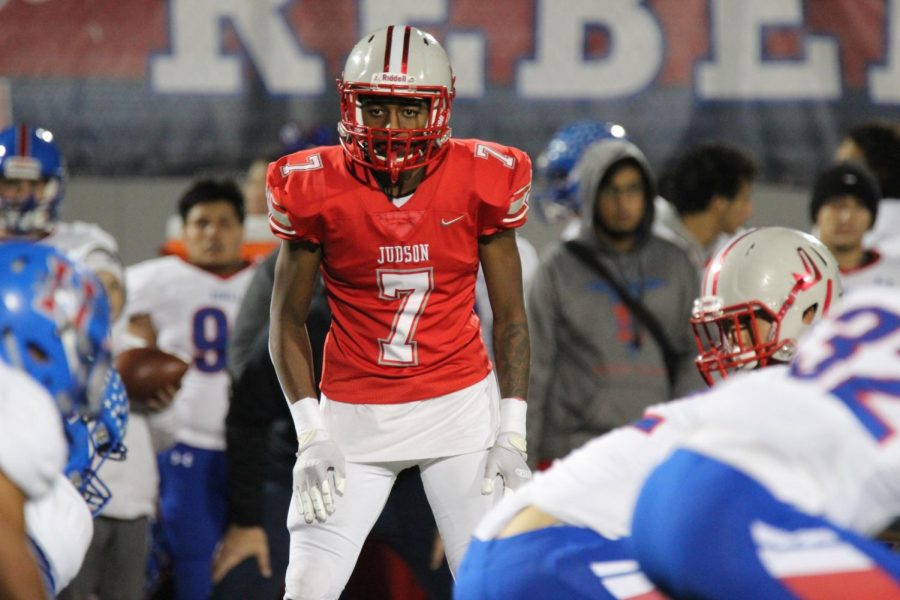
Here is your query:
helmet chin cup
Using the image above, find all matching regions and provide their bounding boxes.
[772,339,798,363]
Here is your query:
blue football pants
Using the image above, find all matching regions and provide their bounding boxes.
[455,525,664,599]
[632,449,900,600]
[158,443,228,600]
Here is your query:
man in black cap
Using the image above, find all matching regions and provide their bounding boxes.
[835,120,900,257]
[811,161,900,291]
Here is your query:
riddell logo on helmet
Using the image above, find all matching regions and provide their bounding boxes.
[373,73,413,84]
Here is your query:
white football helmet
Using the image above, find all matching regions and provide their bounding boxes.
[337,25,455,182]
[692,227,842,385]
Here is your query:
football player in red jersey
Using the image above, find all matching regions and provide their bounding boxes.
[267,25,532,599]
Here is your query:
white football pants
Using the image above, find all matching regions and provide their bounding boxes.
[283,450,494,600]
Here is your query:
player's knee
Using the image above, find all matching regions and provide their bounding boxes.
[284,560,340,600]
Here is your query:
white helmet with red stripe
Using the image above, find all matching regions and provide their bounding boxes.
[692,226,842,385]
[337,25,455,182]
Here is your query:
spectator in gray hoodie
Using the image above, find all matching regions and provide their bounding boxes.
[526,138,704,467]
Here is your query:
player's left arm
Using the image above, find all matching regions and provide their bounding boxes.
[0,470,48,599]
[480,229,529,399]
[479,228,531,495]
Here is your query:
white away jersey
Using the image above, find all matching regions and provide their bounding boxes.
[25,473,93,594]
[473,389,717,541]
[677,374,897,537]
[683,288,900,537]
[840,250,900,293]
[0,363,67,500]
[479,297,900,544]
[125,256,255,450]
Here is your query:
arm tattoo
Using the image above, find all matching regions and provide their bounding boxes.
[494,320,530,399]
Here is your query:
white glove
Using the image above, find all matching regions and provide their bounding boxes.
[482,397,532,495]
[293,428,346,523]
[482,431,531,495]
[288,397,346,524]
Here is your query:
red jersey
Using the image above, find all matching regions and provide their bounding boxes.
[267,139,531,404]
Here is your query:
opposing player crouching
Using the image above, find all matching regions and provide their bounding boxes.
[632,286,900,598]
[455,227,841,599]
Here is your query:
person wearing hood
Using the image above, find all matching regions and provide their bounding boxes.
[525,137,704,468]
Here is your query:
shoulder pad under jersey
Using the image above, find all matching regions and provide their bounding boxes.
[266,146,348,242]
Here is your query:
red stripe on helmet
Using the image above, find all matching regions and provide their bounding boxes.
[401,26,411,74]
[776,247,824,322]
[706,229,755,295]
[383,25,394,72]
[17,124,28,157]
[823,279,833,315]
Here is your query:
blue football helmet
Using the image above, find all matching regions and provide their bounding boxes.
[0,124,65,236]
[534,120,628,221]
[64,368,128,515]
[0,241,111,419]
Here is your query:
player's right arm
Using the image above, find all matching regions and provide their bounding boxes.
[0,470,48,599]
[120,313,181,414]
[270,239,345,524]
[269,239,320,402]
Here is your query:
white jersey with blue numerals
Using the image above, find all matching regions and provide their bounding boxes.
[478,288,900,544]
[683,287,900,537]
[125,256,255,450]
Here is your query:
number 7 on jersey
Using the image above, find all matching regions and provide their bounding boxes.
[377,268,434,366]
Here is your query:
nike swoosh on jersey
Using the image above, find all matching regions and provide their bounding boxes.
[441,215,465,226]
